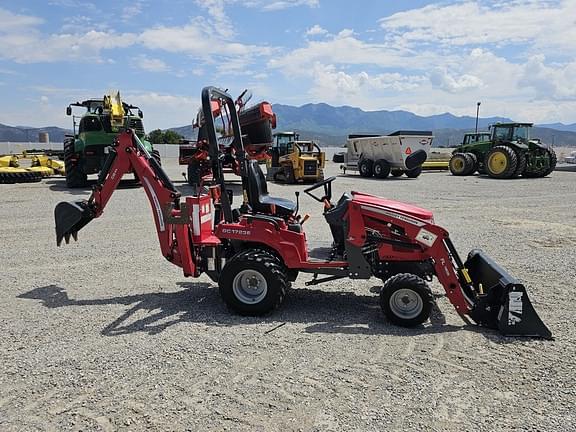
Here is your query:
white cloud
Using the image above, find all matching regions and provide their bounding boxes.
[60,15,104,33]
[139,19,272,58]
[0,8,136,63]
[123,91,200,129]
[194,0,235,39]
[0,29,137,63]
[310,63,424,96]
[306,25,327,36]
[0,8,43,30]
[133,55,170,73]
[269,31,446,74]
[0,6,270,68]
[122,1,144,21]
[244,0,319,11]
[520,55,576,100]
[429,67,483,93]
[380,0,576,52]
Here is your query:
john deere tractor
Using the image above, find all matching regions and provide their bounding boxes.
[64,91,159,187]
[449,123,556,179]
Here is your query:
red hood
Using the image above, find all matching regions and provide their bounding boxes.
[351,191,433,222]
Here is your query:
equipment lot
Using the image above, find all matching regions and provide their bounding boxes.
[1,159,575,431]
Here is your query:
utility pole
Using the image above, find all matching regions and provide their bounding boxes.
[475,102,481,134]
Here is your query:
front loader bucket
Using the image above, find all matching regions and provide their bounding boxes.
[55,200,94,246]
[465,250,552,339]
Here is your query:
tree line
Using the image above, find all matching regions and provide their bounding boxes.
[146,129,184,144]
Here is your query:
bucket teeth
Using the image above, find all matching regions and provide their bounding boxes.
[54,200,94,246]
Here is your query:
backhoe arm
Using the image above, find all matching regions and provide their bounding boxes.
[55,128,197,275]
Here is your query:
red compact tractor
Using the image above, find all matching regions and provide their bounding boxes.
[55,87,551,338]
[179,89,276,186]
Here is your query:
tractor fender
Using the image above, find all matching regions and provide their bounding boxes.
[531,141,548,150]
[508,142,529,151]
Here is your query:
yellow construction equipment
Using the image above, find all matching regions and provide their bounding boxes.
[103,91,126,129]
[29,154,66,176]
[266,132,325,183]
[0,155,19,168]
[0,156,43,183]
[0,151,65,183]
[421,151,450,171]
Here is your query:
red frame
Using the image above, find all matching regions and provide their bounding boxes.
[90,130,473,321]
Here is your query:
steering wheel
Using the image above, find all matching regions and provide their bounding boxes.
[303,176,336,203]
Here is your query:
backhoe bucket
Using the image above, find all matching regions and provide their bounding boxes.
[55,200,94,246]
[465,250,552,339]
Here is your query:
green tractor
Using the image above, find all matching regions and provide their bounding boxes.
[64,91,159,187]
[449,123,557,179]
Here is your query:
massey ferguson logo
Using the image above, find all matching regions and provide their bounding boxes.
[222,228,251,236]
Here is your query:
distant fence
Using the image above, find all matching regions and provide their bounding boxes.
[0,142,345,160]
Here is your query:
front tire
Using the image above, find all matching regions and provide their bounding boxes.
[380,273,433,327]
[541,147,557,177]
[219,249,288,316]
[64,138,87,188]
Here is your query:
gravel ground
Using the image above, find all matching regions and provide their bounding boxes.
[1,160,575,431]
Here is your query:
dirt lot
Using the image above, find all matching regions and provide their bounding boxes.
[1,160,575,431]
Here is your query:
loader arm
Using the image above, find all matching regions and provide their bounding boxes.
[55,128,197,276]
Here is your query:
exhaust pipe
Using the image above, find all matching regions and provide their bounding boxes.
[466,250,552,339]
[55,200,95,246]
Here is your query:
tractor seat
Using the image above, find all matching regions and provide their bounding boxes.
[246,160,296,217]
[324,193,352,253]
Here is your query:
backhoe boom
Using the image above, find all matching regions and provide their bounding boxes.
[55,129,200,276]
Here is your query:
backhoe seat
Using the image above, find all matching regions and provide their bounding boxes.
[246,160,296,217]
[324,193,352,253]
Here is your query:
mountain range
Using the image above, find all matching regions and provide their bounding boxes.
[0,123,71,143]
[2,103,575,147]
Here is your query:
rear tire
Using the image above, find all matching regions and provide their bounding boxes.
[358,159,373,177]
[463,152,478,175]
[380,273,433,327]
[391,170,404,177]
[484,145,518,179]
[373,159,391,179]
[512,151,527,178]
[64,138,87,188]
[219,249,288,316]
[405,166,422,178]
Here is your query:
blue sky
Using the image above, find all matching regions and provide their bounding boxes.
[1,0,575,130]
